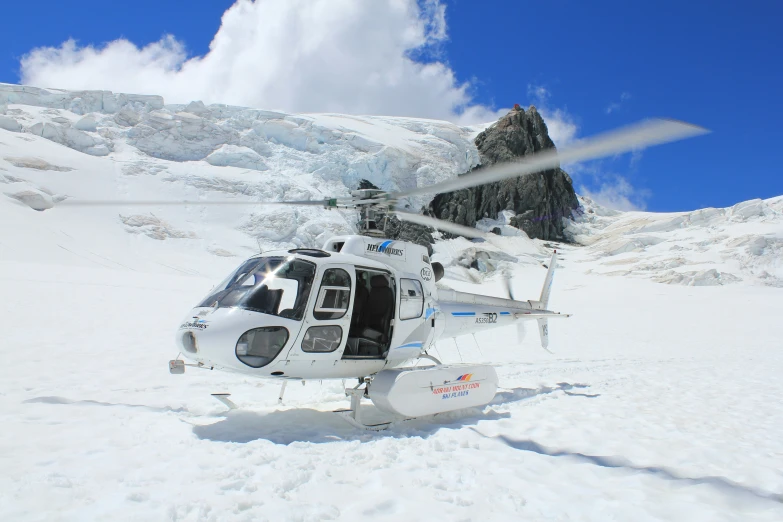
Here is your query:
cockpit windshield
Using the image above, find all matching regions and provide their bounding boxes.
[198,256,316,320]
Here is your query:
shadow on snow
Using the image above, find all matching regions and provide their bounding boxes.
[23,396,188,413]
[480,433,783,505]
[490,382,599,406]
[22,382,600,446]
[191,382,598,444]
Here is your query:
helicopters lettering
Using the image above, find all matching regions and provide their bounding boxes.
[60,118,709,428]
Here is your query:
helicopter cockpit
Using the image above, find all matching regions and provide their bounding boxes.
[197,256,316,320]
[177,246,405,378]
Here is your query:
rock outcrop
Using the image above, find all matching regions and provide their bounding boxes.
[428,106,579,240]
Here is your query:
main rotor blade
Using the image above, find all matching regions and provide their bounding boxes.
[56,198,342,207]
[393,210,486,239]
[393,118,708,199]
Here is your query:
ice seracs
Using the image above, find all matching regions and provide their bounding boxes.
[0,82,483,254]
[28,121,111,156]
[205,144,268,171]
[73,114,97,132]
[566,195,783,286]
[0,114,22,132]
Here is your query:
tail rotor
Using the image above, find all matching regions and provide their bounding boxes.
[500,271,528,344]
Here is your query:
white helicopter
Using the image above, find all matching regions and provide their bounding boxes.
[66,118,708,429]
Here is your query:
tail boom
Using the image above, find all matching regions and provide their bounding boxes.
[433,250,569,349]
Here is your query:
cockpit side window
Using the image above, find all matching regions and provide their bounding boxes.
[314,268,352,320]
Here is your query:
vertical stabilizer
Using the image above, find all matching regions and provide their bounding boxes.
[537,250,558,351]
[539,251,558,310]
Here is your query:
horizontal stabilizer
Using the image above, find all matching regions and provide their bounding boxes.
[513,311,571,319]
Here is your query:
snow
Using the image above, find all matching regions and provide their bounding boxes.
[205,145,269,171]
[1,84,783,521]
[73,115,98,132]
[0,114,22,132]
[30,121,112,156]
[566,195,783,287]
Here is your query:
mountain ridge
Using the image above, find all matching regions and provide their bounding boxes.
[1,83,781,286]
[429,105,579,241]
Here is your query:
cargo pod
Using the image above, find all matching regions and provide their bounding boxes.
[369,364,498,418]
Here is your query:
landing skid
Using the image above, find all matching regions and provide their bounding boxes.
[333,409,395,431]
[211,393,237,410]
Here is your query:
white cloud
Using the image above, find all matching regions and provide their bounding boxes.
[605,91,631,114]
[579,175,649,211]
[542,107,579,146]
[19,0,502,124]
[526,85,578,146]
[630,149,644,168]
[522,86,648,210]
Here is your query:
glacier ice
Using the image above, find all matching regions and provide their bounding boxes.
[74,115,98,132]
[0,115,21,132]
[1,82,780,287]
[206,145,268,171]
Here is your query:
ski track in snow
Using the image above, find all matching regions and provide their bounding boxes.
[1,85,783,521]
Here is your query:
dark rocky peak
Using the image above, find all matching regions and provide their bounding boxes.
[428,105,580,241]
[475,105,554,165]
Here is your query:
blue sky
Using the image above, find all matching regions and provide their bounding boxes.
[1,0,781,211]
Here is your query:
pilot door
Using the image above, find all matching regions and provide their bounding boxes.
[283,264,396,367]
[287,265,356,361]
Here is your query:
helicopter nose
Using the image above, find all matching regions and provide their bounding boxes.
[175,316,241,370]
[179,329,199,355]
[175,308,295,372]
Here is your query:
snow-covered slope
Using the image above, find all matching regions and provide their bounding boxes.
[0,83,481,274]
[3,83,782,287]
[566,195,783,287]
[2,84,783,521]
